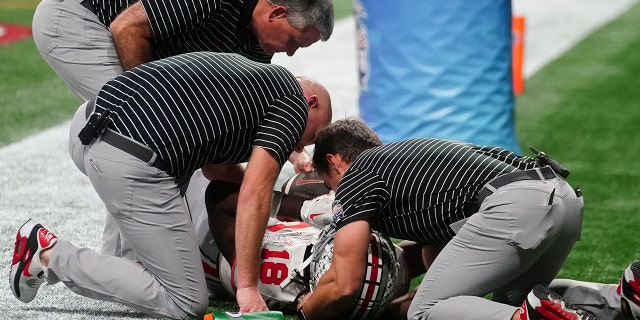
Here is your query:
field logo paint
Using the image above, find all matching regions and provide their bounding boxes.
[0,23,32,45]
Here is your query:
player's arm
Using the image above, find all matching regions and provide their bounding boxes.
[202,163,245,183]
[235,147,281,312]
[422,243,444,270]
[297,220,370,319]
[109,1,154,70]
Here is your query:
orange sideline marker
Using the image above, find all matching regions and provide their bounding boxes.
[512,15,525,95]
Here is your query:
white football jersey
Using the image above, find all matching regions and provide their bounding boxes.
[187,171,410,312]
[219,220,321,312]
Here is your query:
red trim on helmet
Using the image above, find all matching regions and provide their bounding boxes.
[351,233,382,319]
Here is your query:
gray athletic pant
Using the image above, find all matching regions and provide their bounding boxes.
[47,101,209,319]
[32,0,124,102]
[407,173,584,320]
[550,279,622,320]
[34,0,129,261]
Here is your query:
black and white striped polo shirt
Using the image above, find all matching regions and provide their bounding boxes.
[88,0,270,63]
[94,52,308,180]
[332,138,539,245]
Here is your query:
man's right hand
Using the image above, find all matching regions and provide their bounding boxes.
[236,287,269,312]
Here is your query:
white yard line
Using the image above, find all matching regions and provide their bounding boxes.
[1,1,637,318]
[512,0,639,78]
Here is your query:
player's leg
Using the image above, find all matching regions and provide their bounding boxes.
[516,259,638,320]
[278,172,330,223]
[205,180,242,263]
[550,263,640,320]
[394,241,433,281]
[549,279,621,320]
[186,170,230,299]
[276,192,306,221]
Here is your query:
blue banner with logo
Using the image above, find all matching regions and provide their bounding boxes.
[355,0,521,153]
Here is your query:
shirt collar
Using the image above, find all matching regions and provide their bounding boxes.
[238,0,258,33]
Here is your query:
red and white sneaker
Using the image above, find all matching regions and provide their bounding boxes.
[281,171,331,200]
[10,219,57,303]
[618,261,640,320]
[519,284,597,320]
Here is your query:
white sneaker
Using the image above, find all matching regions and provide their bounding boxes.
[10,219,57,303]
[300,192,335,229]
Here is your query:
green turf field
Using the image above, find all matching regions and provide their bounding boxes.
[0,3,78,146]
[515,2,640,283]
[2,0,639,318]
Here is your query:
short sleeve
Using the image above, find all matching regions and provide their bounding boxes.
[253,94,308,166]
[140,0,220,40]
[332,169,390,230]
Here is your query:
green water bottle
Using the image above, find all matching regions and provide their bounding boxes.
[203,311,284,320]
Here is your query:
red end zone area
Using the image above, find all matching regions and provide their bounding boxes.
[0,23,32,45]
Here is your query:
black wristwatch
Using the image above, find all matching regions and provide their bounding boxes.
[296,307,308,320]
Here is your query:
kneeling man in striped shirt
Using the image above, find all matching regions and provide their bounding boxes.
[298,118,595,320]
[10,51,331,319]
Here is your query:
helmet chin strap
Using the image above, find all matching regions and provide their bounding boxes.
[280,255,313,290]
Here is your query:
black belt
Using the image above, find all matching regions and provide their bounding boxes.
[82,99,169,173]
[101,130,170,173]
[476,166,557,205]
